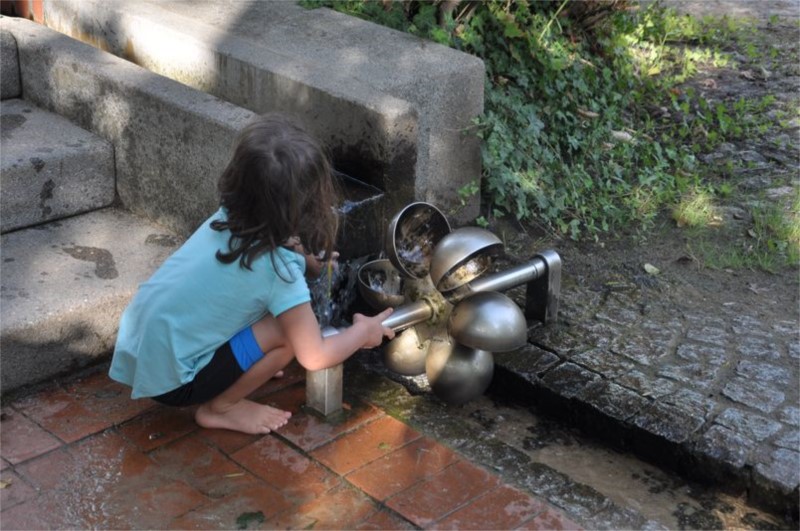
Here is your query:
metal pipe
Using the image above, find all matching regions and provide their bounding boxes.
[446,257,547,304]
[380,299,434,332]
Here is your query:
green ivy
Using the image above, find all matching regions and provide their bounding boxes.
[301,0,704,238]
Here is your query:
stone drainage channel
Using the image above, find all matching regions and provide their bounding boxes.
[303,198,795,529]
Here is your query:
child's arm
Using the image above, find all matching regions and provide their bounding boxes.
[277,302,394,371]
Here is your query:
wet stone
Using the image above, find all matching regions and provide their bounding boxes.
[676,343,727,367]
[735,360,793,385]
[595,305,642,327]
[593,505,667,531]
[541,362,601,399]
[715,408,783,442]
[569,321,623,351]
[616,370,677,399]
[788,341,800,360]
[543,481,612,523]
[578,380,650,422]
[735,336,782,360]
[772,320,799,335]
[632,402,705,444]
[778,405,800,427]
[753,447,800,493]
[685,326,730,347]
[731,314,770,336]
[722,377,785,414]
[611,335,672,366]
[529,327,590,358]
[498,345,560,382]
[694,425,755,468]
[657,362,718,391]
[662,389,716,421]
[774,429,800,451]
[570,348,635,378]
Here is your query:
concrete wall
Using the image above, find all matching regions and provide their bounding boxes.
[1,30,20,99]
[38,0,485,223]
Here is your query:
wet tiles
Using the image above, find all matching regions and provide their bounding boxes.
[0,408,62,464]
[310,415,422,475]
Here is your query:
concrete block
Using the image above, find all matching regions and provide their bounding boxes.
[39,0,485,223]
[0,207,180,393]
[1,30,20,99]
[1,16,257,238]
[1,99,115,233]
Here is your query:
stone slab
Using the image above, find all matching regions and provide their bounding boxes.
[1,98,115,233]
[0,16,257,238]
[0,208,180,393]
[38,0,484,224]
[1,29,20,99]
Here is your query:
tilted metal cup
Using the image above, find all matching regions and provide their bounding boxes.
[386,202,451,279]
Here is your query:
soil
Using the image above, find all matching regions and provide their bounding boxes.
[492,0,800,331]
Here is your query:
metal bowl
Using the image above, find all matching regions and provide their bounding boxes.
[386,202,451,279]
[447,291,527,352]
[383,326,429,376]
[425,340,494,405]
[357,259,405,311]
[429,227,503,292]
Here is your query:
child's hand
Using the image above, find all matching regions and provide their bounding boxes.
[353,308,395,348]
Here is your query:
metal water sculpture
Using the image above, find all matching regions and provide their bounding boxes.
[356,202,562,406]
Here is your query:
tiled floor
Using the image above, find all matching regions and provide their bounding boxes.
[0,362,582,530]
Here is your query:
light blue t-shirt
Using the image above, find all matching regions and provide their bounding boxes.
[109,208,310,399]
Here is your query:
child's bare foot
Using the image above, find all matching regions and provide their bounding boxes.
[195,399,291,434]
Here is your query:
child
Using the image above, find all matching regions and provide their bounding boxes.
[109,113,395,435]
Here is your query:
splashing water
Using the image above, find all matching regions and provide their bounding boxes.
[309,257,366,328]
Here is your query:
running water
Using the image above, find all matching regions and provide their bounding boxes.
[309,257,367,328]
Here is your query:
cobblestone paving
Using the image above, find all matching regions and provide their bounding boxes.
[495,280,799,519]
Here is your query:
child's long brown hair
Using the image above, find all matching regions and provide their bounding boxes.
[212,113,339,270]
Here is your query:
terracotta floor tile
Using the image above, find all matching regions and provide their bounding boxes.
[118,404,197,451]
[434,484,550,530]
[386,460,500,528]
[260,381,307,413]
[169,482,293,529]
[9,383,110,443]
[294,482,379,530]
[0,407,62,464]
[279,397,385,452]
[516,508,584,530]
[311,415,422,475]
[346,436,460,500]
[0,499,52,530]
[15,431,157,492]
[197,426,262,455]
[0,469,38,511]
[0,458,9,471]
[150,432,253,498]
[249,360,306,400]
[354,509,417,530]
[61,369,155,426]
[100,479,209,529]
[232,434,341,503]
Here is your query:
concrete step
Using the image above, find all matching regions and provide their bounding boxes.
[1,98,115,233]
[0,207,180,393]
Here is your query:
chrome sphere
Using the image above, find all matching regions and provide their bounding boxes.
[425,340,494,405]
[448,291,527,352]
[383,326,429,376]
